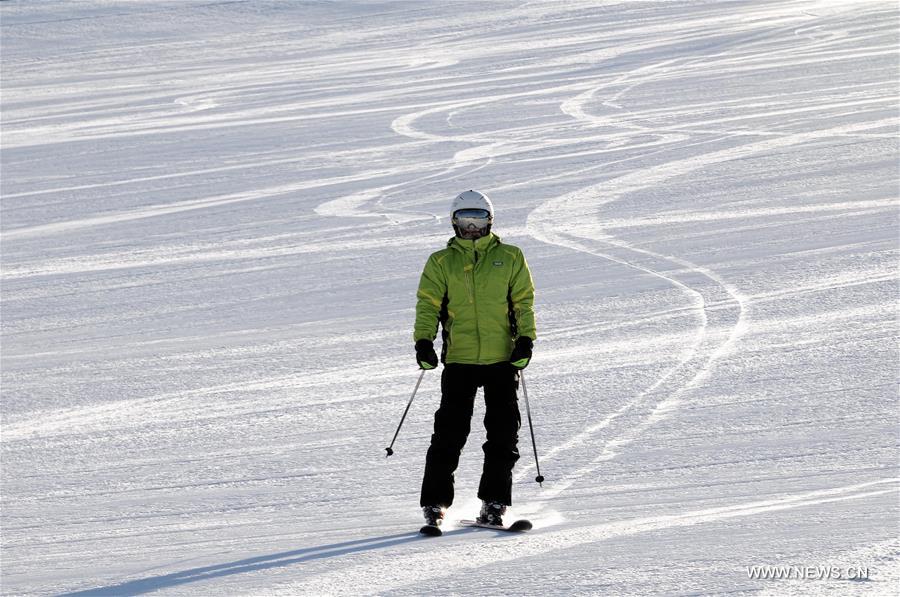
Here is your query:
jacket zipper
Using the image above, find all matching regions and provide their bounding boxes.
[464,264,475,303]
[472,248,481,362]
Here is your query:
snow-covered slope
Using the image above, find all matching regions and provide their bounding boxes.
[2,1,897,595]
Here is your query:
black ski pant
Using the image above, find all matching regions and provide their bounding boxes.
[420,362,521,508]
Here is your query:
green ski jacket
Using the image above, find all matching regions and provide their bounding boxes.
[414,233,536,365]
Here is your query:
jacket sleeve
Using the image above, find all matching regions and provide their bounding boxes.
[413,254,447,342]
[510,249,537,340]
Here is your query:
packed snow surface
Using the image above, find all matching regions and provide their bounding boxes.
[2,1,898,595]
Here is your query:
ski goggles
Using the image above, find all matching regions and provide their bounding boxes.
[452,208,492,228]
[453,208,492,239]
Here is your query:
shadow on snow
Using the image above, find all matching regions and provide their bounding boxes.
[59,528,474,596]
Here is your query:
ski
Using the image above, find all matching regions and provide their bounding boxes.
[458,518,532,532]
[419,524,443,536]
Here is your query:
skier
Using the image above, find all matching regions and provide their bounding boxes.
[414,190,536,530]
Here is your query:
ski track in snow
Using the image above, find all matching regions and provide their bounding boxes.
[519,117,897,504]
[2,0,898,595]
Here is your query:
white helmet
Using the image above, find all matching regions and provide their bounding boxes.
[451,190,494,240]
[451,189,494,218]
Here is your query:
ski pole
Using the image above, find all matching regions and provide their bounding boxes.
[385,369,426,457]
[520,371,544,486]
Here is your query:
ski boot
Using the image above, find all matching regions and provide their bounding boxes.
[420,505,445,536]
[422,505,444,527]
[476,501,506,526]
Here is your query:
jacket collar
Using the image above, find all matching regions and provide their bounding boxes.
[448,232,500,254]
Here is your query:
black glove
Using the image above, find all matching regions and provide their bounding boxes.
[509,336,533,369]
[415,339,439,370]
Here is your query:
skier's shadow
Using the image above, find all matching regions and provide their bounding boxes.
[58,528,475,596]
